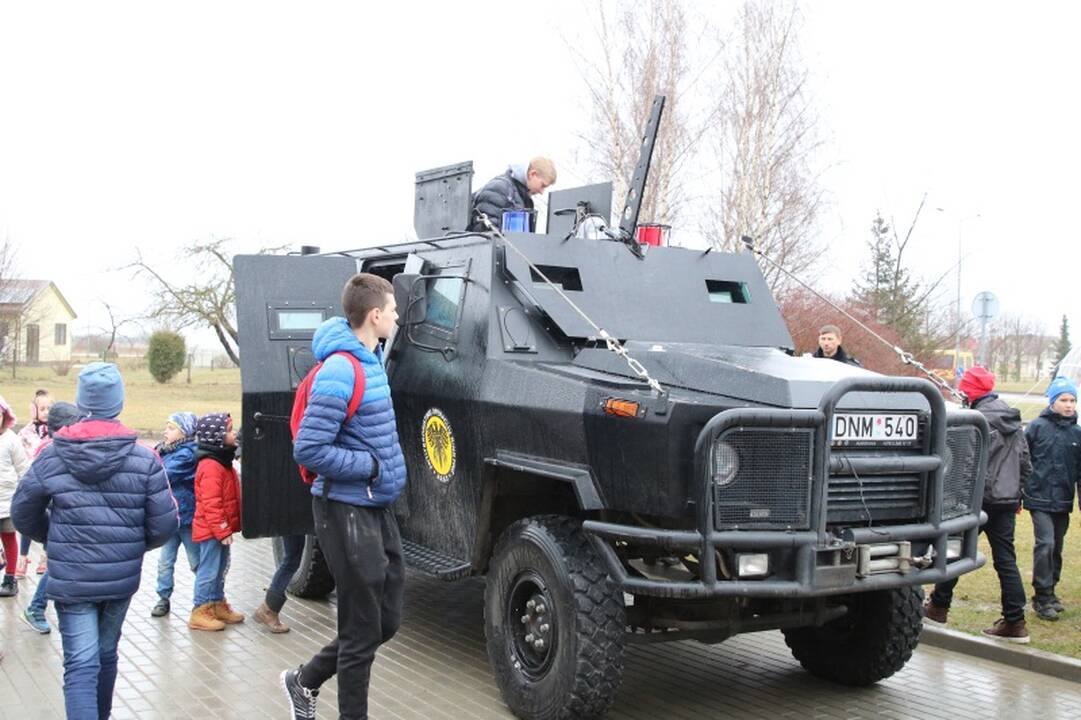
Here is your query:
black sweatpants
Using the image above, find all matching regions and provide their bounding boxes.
[931,506,1026,622]
[299,498,404,720]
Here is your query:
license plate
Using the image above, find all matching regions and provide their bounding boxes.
[832,413,919,446]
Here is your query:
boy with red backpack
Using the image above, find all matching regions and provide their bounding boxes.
[280,273,408,720]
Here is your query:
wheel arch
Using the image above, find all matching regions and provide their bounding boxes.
[472,452,605,574]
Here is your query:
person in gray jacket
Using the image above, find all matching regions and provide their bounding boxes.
[924,367,1032,642]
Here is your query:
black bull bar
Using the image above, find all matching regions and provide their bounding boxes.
[583,376,990,599]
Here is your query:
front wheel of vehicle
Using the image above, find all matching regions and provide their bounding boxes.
[484,515,626,720]
[782,586,923,686]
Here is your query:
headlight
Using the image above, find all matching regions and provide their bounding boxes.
[712,441,739,487]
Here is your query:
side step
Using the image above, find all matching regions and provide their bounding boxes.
[402,539,472,581]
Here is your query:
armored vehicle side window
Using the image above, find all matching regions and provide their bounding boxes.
[706,280,750,304]
[277,310,325,330]
[425,276,464,331]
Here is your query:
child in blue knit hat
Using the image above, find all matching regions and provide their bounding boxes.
[150,411,199,618]
[1023,376,1080,620]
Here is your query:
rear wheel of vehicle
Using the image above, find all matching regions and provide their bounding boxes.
[484,515,625,720]
[782,586,923,686]
[271,534,335,599]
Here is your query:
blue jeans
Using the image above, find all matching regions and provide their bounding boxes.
[19,532,32,556]
[29,571,49,614]
[56,597,132,720]
[155,525,198,600]
[193,539,230,608]
[266,535,305,612]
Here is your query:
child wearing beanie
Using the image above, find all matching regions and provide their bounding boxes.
[10,362,177,717]
[189,412,244,631]
[150,411,199,619]
[1023,376,1081,620]
[0,395,30,598]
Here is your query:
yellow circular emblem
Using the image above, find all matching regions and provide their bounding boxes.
[422,408,456,482]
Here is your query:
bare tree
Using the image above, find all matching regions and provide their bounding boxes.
[569,0,713,226]
[100,301,144,361]
[704,1,826,295]
[128,238,242,366]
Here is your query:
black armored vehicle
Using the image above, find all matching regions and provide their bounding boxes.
[236,101,989,720]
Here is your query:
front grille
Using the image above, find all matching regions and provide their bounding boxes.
[943,425,982,520]
[826,473,924,523]
[712,428,813,530]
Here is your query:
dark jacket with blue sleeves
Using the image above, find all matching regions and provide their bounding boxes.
[159,440,197,526]
[11,419,179,604]
[1023,407,1081,513]
[293,316,407,507]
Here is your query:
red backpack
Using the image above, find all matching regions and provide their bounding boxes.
[289,351,366,485]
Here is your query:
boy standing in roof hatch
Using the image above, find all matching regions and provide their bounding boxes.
[281,273,408,720]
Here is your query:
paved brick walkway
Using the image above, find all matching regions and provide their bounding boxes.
[3,537,1080,719]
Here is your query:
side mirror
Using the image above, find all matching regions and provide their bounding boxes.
[392,273,427,326]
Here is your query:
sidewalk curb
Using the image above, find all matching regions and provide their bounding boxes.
[920,623,1081,684]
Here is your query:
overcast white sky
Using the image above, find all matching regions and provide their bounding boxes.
[0,1,1076,352]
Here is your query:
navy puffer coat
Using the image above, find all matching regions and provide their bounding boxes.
[1023,408,1081,513]
[11,419,178,603]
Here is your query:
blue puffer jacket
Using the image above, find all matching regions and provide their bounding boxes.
[294,317,407,507]
[11,420,178,604]
[158,440,197,526]
[1023,407,1081,513]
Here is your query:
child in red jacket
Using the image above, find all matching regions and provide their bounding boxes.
[189,412,244,631]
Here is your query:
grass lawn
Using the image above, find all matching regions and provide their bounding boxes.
[925,506,1081,659]
[0,363,240,437]
[996,378,1050,395]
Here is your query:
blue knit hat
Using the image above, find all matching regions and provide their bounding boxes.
[1047,376,1078,406]
[76,362,125,419]
[167,411,197,439]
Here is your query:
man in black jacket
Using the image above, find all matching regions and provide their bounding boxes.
[469,157,556,232]
[812,324,861,366]
[924,367,1032,642]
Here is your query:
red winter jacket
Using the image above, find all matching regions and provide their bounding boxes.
[192,451,241,543]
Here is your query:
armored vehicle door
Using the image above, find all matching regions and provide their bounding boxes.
[235,253,359,538]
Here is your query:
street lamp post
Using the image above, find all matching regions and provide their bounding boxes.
[936,208,981,380]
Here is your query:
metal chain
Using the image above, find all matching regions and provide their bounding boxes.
[477,214,665,395]
[742,239,967,403]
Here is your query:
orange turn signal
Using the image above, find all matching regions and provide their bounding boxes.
[604,399,640,418]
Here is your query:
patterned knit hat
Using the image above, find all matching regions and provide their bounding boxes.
[195,412,232,447]
[167,411,198,439]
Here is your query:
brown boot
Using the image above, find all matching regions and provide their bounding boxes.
[213,600,245,624]
[922,599,948,624]
[254,602,291,634]
[981,617,1030,644]
[189,603,225,631]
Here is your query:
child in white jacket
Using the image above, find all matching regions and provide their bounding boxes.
[0,395,30,597]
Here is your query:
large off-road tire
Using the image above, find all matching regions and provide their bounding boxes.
[271,534,335,599]
[782,586,923,686]
[484,515,626,720]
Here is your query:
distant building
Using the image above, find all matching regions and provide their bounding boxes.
[0,279,78,365]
